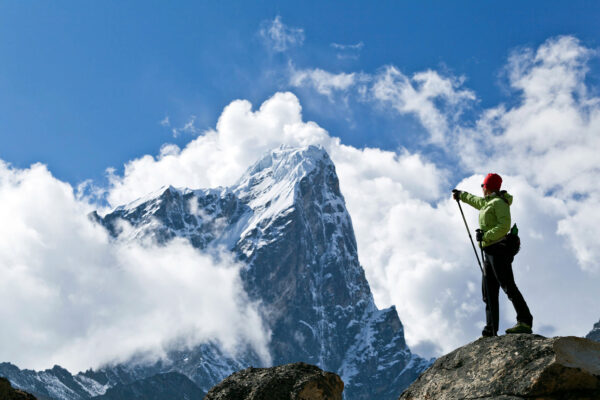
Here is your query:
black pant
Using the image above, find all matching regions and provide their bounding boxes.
[482,241,533,334]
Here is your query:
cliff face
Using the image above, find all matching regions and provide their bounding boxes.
[93,372,205,400]
[399,334,600,400]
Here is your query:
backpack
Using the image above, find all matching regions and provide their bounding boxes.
[505,223,521,256]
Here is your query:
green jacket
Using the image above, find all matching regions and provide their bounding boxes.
[460,191,513,247]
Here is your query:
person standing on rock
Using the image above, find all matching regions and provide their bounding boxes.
[453,173,533,337]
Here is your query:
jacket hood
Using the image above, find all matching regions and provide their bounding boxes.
[487,191,513,206]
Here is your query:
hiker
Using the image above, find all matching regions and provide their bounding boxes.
[453,173,533,336]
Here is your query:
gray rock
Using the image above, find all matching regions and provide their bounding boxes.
[586,320,600,342]
[399,334,600,400]
[204,362,343,400]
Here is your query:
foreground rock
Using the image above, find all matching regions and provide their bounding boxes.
[399,334,600,400]
[204,362,343,400]
[0,377,37,399]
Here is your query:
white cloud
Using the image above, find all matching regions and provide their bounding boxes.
[105,92,331,207]
[290,34,600,273]
[331,42,364,51]
[102,33,600,359]
[4,35,599,371]
[371,67,476,144]
[259,16,304,52]
[171,115,199,138]
[330,42,364,60]
[290,67,366,97]
[454,36,600,272]
[0,161,270,371]
[290,64,477,144]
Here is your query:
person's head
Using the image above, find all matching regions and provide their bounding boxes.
[481,173,502,196]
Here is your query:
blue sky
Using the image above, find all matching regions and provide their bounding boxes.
[1,1,598,185]
[2,1,600,368]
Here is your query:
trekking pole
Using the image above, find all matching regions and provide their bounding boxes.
[452,191,483,273]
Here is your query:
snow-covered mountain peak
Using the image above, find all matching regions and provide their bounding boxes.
[7,145,429,400]
[232,145,334,239]
[234,145,330,200]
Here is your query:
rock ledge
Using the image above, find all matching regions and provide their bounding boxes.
[399,334,600,400]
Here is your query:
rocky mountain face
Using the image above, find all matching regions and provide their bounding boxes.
[399,334,600,400]
[205,362,343,400]
[1,146,429,400]
[586,320,600,342]
[93,372,205,400]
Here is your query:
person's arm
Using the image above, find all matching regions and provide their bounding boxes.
[484,200,511,243]
[460,192,486,210]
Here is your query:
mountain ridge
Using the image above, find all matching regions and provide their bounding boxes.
[2,145,429,400]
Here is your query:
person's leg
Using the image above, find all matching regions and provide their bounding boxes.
[482,254,500,335]
[487,246,533,327]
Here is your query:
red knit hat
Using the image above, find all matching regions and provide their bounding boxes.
[482,173,502,192]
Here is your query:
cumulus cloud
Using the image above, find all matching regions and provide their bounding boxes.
[0,161,270,371]
[370,67,476,144]
[289,34,600,273]
[95,94,456,354]
[4,35,599,369]
[455,36,600,271]
[290,64,476,144]
[259,16,304,52]
[101,33,600,358]
[105,92,331,207]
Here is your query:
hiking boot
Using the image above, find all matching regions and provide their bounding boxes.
[505,322,532,334]
[481,327,496,338]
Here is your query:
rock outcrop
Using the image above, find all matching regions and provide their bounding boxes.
[586,320,600,342]
[204,362,343,400]
[399,334,600,400]
[0,377,37,400]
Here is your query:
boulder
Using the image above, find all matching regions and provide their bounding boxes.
[399,334,600,400]
[0,377,37,399]
[204,362,343,400]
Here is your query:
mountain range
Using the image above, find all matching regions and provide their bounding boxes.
[1,146,430,400]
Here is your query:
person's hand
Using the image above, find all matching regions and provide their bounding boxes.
[475,229,484,242]
[452,189,461,201]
